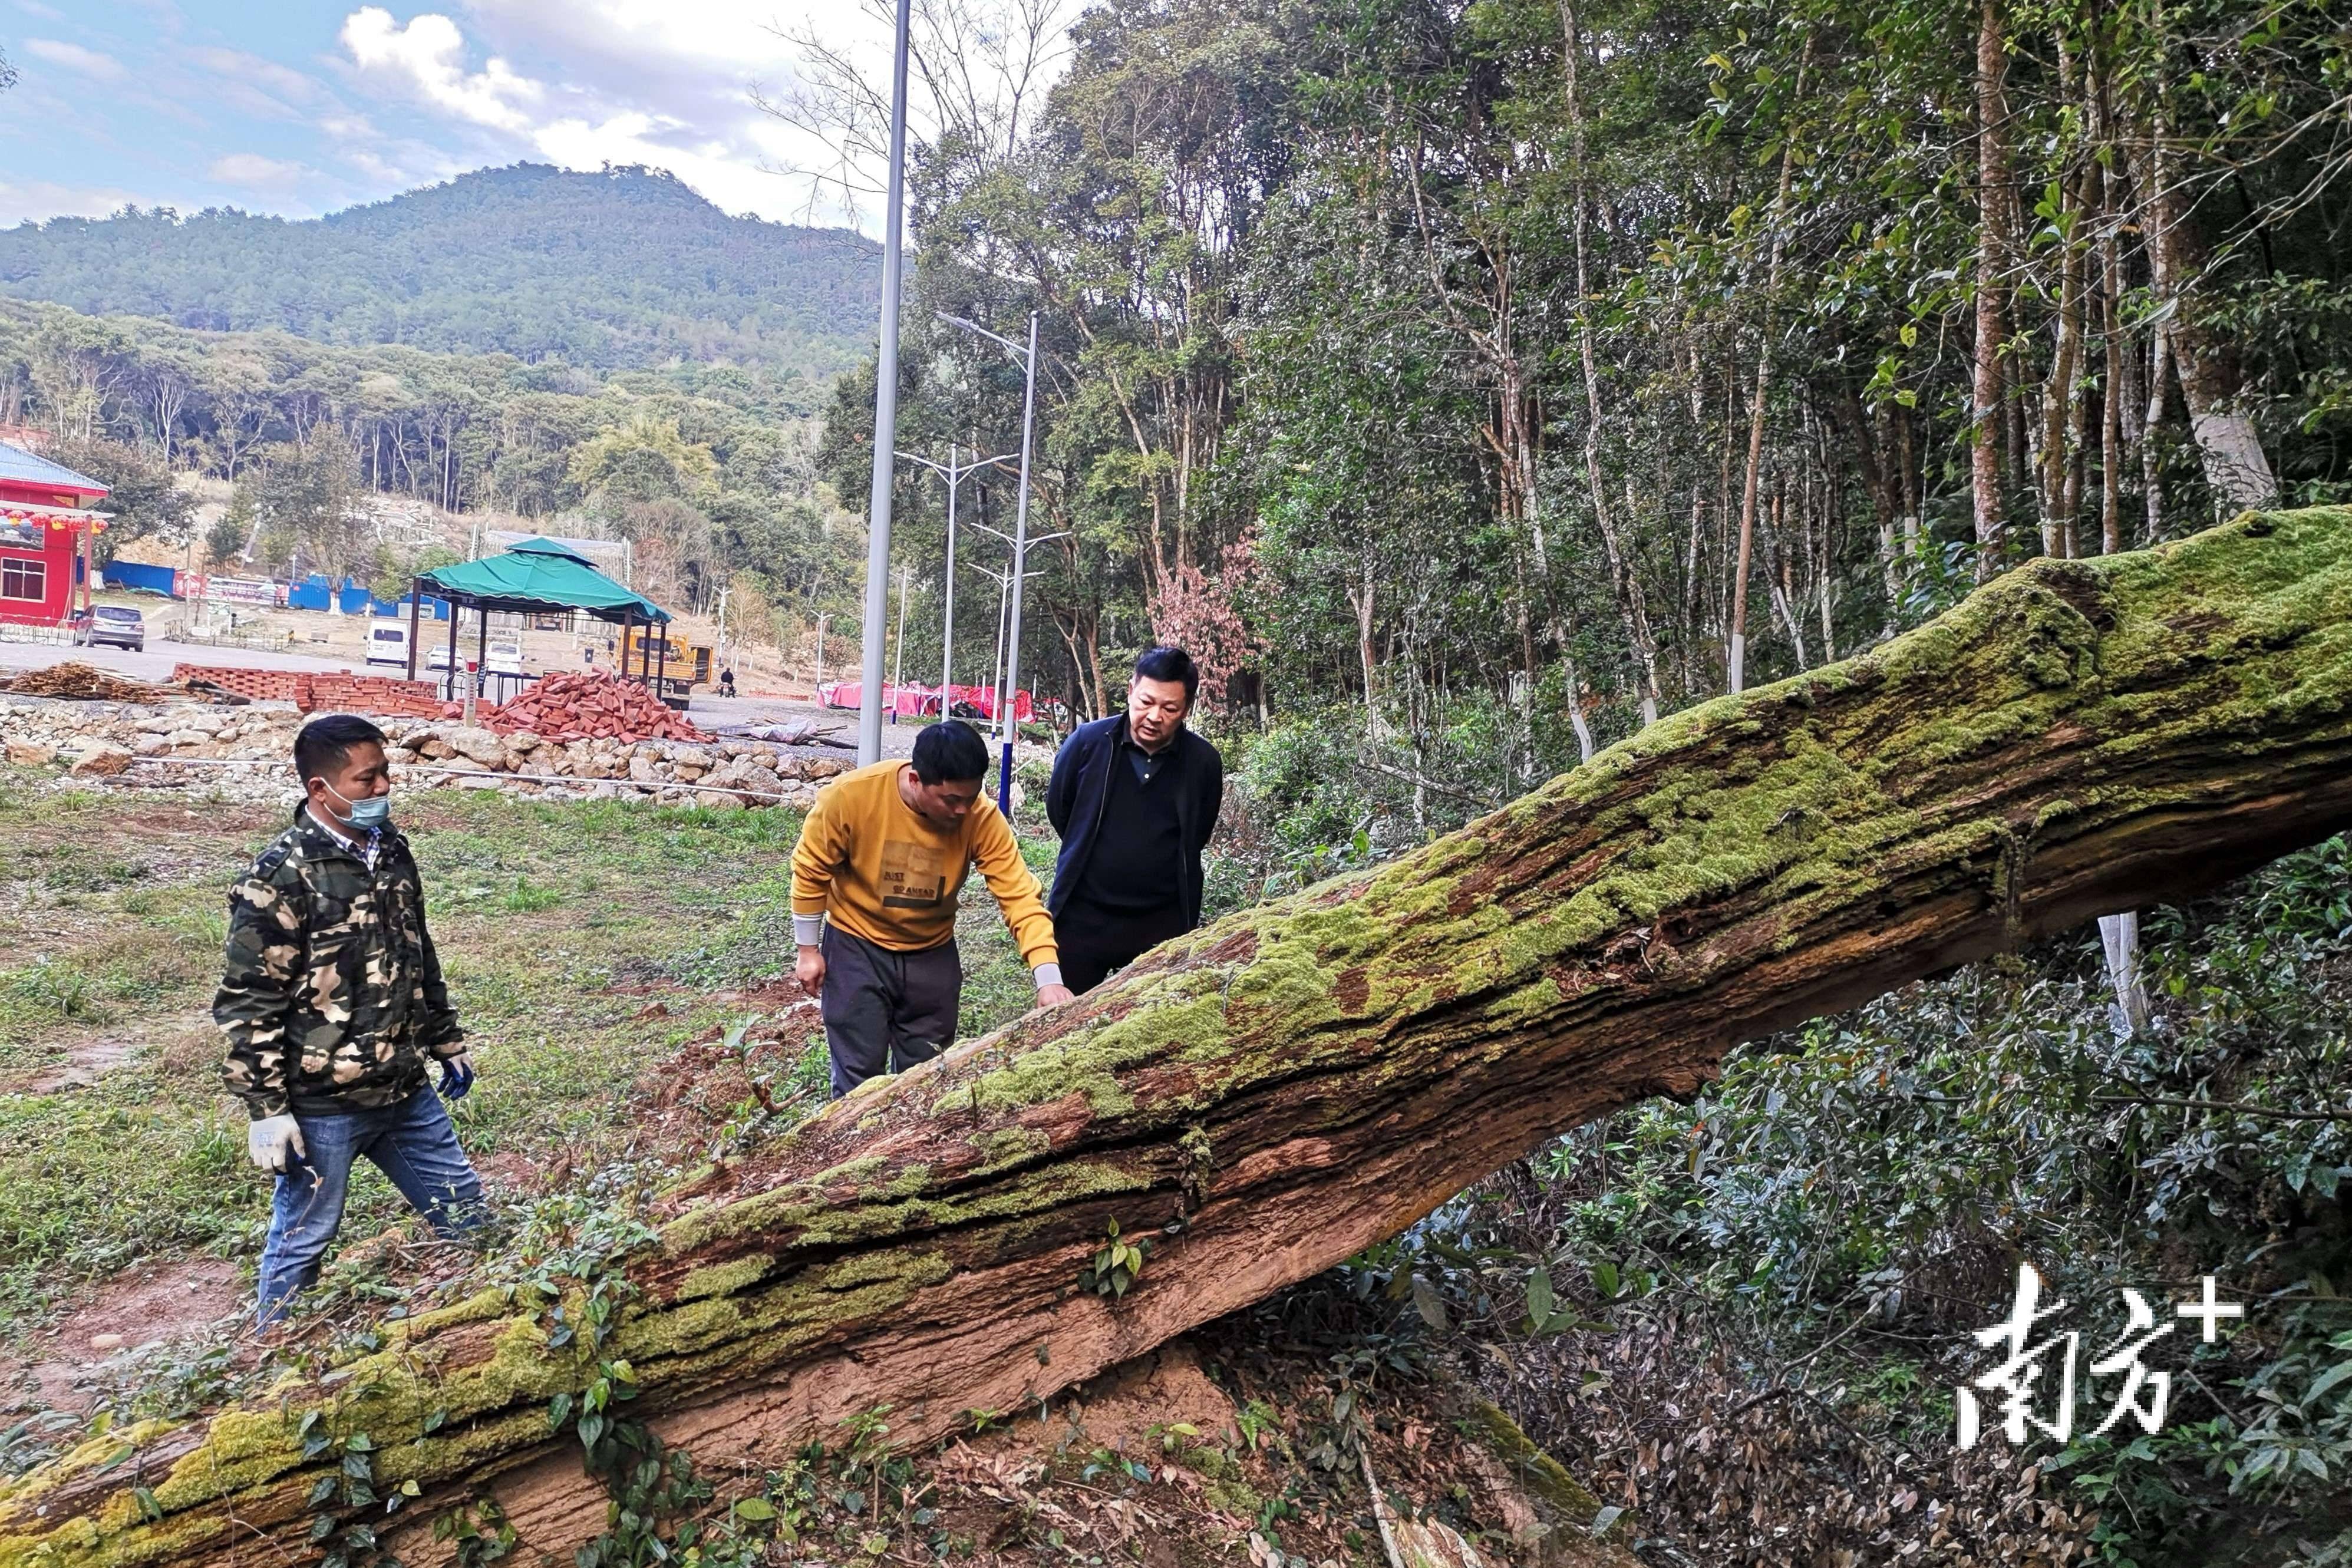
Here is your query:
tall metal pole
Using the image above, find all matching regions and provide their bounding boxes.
[998,311,1040,814]
[940,443,957,716]
[856,0,915,767]
[991,568,1011,734]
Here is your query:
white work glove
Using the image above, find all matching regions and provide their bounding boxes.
[248,1114,307,1174]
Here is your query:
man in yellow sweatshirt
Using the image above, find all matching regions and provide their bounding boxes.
[790,719,1073,1095]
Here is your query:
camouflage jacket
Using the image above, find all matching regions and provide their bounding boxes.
[215,807,463,1118]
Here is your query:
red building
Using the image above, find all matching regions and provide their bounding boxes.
[0,441,110,628]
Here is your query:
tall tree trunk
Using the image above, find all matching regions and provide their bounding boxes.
[2100,176,2126,554]
[1763,485,1811,670]
[1559,0,1662,726]
[19,511,2352,1568]
[1348,557,1379,727]
[2039,47,2087,560]
[2143,329,2173,537]
[1727,44,1808,691]
[2129,34,2278,510]
[1973,0,2015,582]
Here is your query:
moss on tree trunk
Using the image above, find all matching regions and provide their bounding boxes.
[11,508,2352,1568]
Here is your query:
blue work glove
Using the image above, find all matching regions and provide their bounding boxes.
[436,1050,475,1100]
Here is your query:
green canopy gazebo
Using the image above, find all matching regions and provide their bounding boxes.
[405,537,678,699]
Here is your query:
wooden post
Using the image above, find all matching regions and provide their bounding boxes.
[467,606,487,724]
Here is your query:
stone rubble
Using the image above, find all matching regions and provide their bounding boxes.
[0,694,848,808]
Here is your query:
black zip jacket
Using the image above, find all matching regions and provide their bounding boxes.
[1044,715,1223,925]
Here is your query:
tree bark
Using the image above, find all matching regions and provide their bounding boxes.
[1727,55,1805,694]
[1973,0,2015,583]
[15,510,2352,1568]
[2129,42,2278,510]
[2144,328,2173,537]
[1560,0,1663,727]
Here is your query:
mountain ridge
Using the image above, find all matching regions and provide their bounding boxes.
[0,163,880,378]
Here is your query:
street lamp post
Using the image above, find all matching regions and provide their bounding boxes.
[971,557,1049,763]
[896,444,1018,721]
[856,0,916,767]
[939,311,1041,814]
[967,515,1072,755]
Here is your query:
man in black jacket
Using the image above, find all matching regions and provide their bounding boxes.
[1045,646,1225,993]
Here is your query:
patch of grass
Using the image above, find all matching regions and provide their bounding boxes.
[0,1072,252,1324]
[499,875,564,912]
[0,959,102,1035]
[0,783,1073,1344]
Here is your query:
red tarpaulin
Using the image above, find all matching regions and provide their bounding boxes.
[817,681,1033,722]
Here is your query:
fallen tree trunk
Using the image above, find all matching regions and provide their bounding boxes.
[12,508,2352,1568]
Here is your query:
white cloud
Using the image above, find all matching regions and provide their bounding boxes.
[0,179,154,226]
[340,8,542,134]
[22,37,128,82]
[192,47,337,113]
[322,2,1076,229]
[208,153,314,192]
[332,4,871,224]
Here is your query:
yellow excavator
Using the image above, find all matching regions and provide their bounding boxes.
[618,625,714,707]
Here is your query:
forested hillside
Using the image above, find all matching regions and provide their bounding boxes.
[0,300,862,625]
[0,165,879,376]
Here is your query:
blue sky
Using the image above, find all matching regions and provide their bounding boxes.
[0,0,880,229]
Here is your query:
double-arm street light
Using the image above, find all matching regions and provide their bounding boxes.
[896,444,1018,722]
[940,311,1042,814]
[856,0,915,767]
[969,557,1051,795]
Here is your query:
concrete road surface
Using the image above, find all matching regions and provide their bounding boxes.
[0,637,378,683]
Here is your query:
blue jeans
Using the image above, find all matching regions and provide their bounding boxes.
[256,1087,486,1326]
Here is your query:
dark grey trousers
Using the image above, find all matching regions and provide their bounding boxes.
[821,925,962,1097]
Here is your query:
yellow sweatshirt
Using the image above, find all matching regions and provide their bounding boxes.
[789,760,1059,969]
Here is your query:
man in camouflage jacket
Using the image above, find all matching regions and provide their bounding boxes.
[218,714,486,1325]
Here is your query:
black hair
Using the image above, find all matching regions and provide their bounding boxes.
[294,714,387,784]
[1133,646,1199,704]
[912,718,991,785]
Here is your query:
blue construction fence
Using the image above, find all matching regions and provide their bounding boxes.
[285,575,450,619]
[97,563,451,619]
[99,560,178,596]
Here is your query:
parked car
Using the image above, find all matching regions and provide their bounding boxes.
[75,605,146,652]
[365,623,411,667]
[486,638,525,677]
[427,643,453,672]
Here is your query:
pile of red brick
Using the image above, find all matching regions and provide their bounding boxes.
[169,665,458,720]
[171,665,307,704]
[480,671,710,742]
[306,672,455,719]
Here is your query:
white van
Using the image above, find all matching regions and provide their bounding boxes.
[366,623,411,667]
[486,638,525,677]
